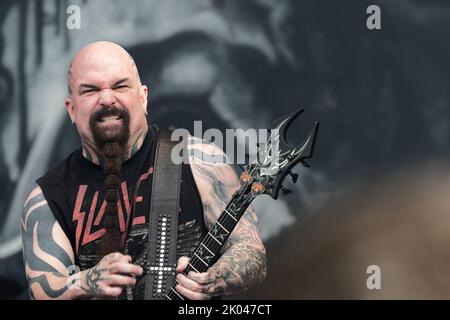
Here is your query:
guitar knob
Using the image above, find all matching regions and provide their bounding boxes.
[281,187,292,196]
[289,172,299,183]
[251,182,266,196]
[240,171,253,185]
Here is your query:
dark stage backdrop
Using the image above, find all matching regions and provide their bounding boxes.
[1,0,450,299]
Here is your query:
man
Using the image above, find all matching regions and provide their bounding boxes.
[21,41,266,300]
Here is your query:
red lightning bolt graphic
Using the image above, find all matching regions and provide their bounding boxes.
[72,185,88,255]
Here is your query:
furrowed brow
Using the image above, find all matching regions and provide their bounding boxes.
[78,78,131,93]
[79,84,100,92]
[112,78,130,87]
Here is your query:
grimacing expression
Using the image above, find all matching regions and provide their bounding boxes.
[65,42,148,149]
[89,104,131,149]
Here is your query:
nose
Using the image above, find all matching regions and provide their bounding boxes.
[98,88,117,106]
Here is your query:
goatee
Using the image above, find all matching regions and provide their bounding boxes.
[89,105,130,256]
[89,105,130,152]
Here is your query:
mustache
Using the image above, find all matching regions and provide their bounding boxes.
[90,105,130,123]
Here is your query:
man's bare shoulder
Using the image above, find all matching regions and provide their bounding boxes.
[185,135,231,167]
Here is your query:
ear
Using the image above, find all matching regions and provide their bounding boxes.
[140,85,148,114]
[64,97,76,123]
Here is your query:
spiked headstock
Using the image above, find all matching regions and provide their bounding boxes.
[241,109,319,199]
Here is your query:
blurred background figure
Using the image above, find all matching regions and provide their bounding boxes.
[242,161,450,299]
[1,0,450,299]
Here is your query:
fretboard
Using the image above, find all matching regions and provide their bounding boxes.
[165,192,251,300]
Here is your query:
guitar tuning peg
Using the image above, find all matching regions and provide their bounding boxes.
[301,160,311,168]
[281,187,292,196]
[289,172,299,183]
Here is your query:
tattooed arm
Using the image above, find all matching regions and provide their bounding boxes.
[22,184,86,299]
[175,137,267,300]
[22,184,142,299]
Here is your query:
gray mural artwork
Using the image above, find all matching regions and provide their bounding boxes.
[1,0,450,299]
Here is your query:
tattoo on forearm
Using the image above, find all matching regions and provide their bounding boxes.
[28,274,70,299]
[22,185,75,299]
[210,238,267,296]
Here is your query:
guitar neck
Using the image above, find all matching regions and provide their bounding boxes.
[165,186,254,300]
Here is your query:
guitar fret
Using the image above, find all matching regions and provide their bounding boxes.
[216,221,230,234]
[188,262,200,273]
[165,294,172,300]
[208,232,222,245]
[201,243,214,256]
[194,253,209,267]
[224,209,237,222]
[171,288,184,300]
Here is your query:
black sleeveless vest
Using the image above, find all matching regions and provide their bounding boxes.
[36,125,208,299]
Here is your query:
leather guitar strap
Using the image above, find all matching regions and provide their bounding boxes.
[144,128,182,300]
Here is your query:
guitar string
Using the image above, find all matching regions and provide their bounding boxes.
[166,189,255,299]
[165,213,237,300]
[166,208,241,299]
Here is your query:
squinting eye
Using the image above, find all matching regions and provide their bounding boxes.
[81,89,99,95]
[114,85,128,89]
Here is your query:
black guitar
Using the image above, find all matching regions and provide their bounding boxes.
[165,109,319,300]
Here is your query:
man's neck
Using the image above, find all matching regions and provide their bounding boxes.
[81,126,148,166]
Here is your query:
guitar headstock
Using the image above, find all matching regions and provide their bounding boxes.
[240,109,319,199]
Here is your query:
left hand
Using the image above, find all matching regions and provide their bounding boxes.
[175,256,221,300]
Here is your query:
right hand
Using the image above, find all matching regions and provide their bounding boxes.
[82,252,143,298]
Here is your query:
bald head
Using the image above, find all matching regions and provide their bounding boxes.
[64,41,149,157]
[68,41,141,94]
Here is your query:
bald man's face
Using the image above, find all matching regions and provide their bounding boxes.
[65,45,148,150]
